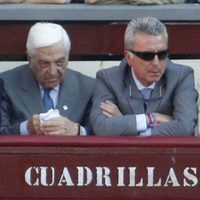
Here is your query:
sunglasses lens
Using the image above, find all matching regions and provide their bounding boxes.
[157,51,168,60]
[140,53,155,61]
[130,50,168,61]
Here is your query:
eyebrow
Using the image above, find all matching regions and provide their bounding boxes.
[37,57,66,63]
[56,57,66,62]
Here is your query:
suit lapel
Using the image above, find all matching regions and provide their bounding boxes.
[56,70,77,118]
[146,79,165,113]
[20,67,44,115]
[124,70,145,114]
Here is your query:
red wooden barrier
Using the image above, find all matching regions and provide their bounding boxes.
[0,136,200,199]
[0,23,200,60]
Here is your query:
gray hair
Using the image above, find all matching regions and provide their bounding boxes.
[124,17,168,50]
[26,22,71,58]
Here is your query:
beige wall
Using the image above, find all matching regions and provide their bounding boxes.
[0,59,199,82]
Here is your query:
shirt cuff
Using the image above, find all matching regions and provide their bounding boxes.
[136,114,148,132]
[20,120,29,135]
[80,126,87,136]
[140,128,152,136]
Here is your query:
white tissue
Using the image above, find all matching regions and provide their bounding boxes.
[40,109,60,123]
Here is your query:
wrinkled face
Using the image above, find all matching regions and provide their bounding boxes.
[125,32,168,87]
[28,45,68,89]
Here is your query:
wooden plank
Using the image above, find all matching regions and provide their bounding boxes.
[0,136,200,199]
[0,22,199,60]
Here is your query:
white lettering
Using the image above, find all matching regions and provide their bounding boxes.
[40,167,55,186]
[147,167,161,187]
[25,167,39,186]
[183,167,198,187]
[117,167,125,186]
[58,167,74,186]
[96,167,111,187]
[128,167,143,187]
[77,166,93,186]
[25,166,54,186]
[164,168,180,187]
[25,166,200,188]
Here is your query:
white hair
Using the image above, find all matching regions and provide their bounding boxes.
[26,22,71,56]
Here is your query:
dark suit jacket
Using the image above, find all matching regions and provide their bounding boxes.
[0,64,95,134]
[0,78,4,125]
[90,58,198,136]
[0,78,3,104]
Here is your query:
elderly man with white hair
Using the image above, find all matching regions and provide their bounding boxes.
[0,22,94,136]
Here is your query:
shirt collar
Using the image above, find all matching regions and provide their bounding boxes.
[39,84,60,96]
[131,67,155,91]
[39,84,60,91]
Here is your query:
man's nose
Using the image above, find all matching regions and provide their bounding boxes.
[152,55,160,65]
[48,64,57,75]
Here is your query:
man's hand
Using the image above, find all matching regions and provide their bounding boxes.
[85,0,98,3]
[100,100,122,117]
[154,113,173,123]
[40,116,79,136]
[27,114,43,135]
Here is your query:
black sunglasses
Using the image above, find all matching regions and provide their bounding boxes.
[128,49,168,61]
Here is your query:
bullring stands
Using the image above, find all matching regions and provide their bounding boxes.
[0,3,199,60]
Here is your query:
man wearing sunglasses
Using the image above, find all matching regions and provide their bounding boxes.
[90,17,198,136]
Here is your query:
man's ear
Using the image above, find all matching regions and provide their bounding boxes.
[26,52,33,69]
[124,50,133,67]
[26,51,31,63]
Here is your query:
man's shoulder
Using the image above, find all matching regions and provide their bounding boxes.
[97,66,118,76]
[164,60,195,84]
[167,60,193,74]
[0,64,29,79]
[97,58,128,79]
[65,69,95,93]
[67,68,95,82]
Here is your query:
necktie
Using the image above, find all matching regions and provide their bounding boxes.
[141,88,152,111]
[141,88,152,100]
[43,89,54,112]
